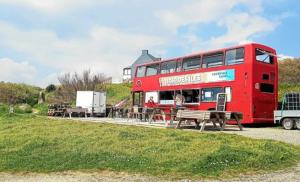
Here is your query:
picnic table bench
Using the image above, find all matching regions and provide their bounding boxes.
[176,110,243,131]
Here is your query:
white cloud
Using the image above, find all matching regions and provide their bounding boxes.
[156,0,263,32]
[0,21,166,84]
[278,54,295,61]
[0,58,37,84]
[210,13,278,47]
[0,0,114,13]
[156,0,280,51]
[0,0,288,86]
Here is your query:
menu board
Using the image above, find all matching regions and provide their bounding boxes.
[216,93,227,111]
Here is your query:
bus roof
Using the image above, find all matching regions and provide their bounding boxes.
[135,43,276,67]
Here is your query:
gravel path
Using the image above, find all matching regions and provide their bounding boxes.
[224,127,300,145]
[1,164,300,182]
[1,121,299,182]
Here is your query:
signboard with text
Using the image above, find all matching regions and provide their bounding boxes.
[159,69,235,87]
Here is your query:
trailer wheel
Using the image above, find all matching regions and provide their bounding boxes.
[295,118,300,130]
[282,118,294,130]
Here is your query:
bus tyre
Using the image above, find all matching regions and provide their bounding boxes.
[282,118,294,130]
[295,118,300,130]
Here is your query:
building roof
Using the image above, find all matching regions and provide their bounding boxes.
[129,50,160,78]
[131,50,159,67]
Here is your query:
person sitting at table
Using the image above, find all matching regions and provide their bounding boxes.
[145,96,156,108]
[143,96,156,121]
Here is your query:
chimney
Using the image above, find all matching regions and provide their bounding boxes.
[142,50,148,55]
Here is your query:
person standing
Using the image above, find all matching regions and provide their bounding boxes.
[175,93,185,109]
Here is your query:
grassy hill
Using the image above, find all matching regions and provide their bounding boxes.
[279,84,300,101]
[0,82,41,106]
[105,83,132,105]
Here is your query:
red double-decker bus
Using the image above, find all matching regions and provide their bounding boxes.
[132,43,278,124]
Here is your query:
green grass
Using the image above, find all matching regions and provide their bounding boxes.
[0,114,299,179]
[33,103,48,115]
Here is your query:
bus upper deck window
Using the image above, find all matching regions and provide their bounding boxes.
[136,66,146,77]
[146,64,159,76]
[202,52,223,68]
[225,48,244,65]
[182,56,201,71]
[161,61,177,74]
[177,61,182,72]
[256,49,274,64]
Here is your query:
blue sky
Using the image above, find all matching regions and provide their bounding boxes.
[0,0,299,87]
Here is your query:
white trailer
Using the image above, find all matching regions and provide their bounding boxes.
[274,93,300,130]
[76,91,106,116]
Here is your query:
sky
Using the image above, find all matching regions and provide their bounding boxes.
[0,0,299,87]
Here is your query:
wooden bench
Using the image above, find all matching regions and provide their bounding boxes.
[176,110,243,131]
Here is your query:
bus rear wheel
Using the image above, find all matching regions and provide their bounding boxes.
[282,118,294,130]
[295,118,300,130]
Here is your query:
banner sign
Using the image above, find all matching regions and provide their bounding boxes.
[159,69,235,87]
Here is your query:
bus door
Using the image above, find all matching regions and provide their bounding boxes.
[132,91,144,107]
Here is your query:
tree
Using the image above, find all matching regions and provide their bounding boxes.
[53,70,112,102]
[46,84,56,92]
[279,58,300,84]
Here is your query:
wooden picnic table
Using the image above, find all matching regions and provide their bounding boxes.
[176,110,243,131]
[144,107,166,123]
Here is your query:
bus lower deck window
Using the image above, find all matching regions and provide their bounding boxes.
[182,89,199,103]
[201,87,223,102]
[159,91,175,105]
[260,83,274,93]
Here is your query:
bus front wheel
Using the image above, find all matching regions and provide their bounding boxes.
[282,118,294,130]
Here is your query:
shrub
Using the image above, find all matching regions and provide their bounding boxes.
[0,104,8,115]
[46,84,56,93]
[14,104,33,114]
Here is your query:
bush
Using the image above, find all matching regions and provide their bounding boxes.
[0,104,8,115]
[14,104,33,114]
[46,84,56,93]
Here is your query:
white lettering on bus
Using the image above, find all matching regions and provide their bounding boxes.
[159,69,235,87]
